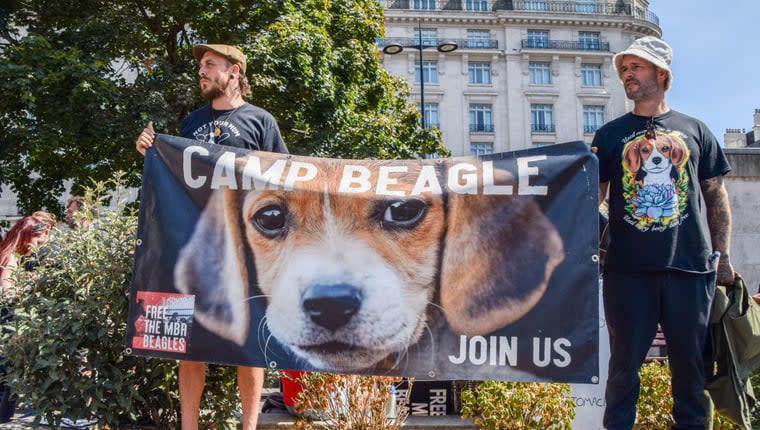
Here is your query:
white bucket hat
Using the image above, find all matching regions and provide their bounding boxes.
[613,36,673,91]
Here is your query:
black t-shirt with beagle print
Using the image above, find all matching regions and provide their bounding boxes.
[180,103,288,154]
[592,110,730,274]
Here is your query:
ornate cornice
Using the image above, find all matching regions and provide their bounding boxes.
[384,12,661,37]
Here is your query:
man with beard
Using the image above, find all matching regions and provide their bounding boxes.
[135,44,287,430]
[592,36,733,429]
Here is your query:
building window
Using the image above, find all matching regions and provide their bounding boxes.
[581,63,603,87]
[529,62,552,85]
[465,0,489,11]
[579,32,601,50]
[583,105,605,134]
[415,61,438,83]
[470,143,494,156]
[576,0,597,13]
[468,62,492,84]
[525,0,548,11]
[469,104,494,132]
[415,28,438,46]
[413,0,436,10]
[466,30,491,48]
[418,103,440,128]
[526,30,549,48]
[531,104,554,133]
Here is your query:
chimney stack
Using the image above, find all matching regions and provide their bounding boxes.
[724,128,747,148]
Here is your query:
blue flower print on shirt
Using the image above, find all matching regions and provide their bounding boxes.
[631,183,678,223]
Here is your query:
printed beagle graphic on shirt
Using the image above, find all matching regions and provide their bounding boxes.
[621,129,690,231]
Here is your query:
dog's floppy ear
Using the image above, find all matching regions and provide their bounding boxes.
[668,136,686,167]
[623,141,640,174]
[439,163,564,336]
[174,189,250,346]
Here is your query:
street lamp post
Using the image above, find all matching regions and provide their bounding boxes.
[382,20,457,129]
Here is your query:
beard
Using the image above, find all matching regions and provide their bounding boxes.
[624,76,660,101]
[200,75,229,101]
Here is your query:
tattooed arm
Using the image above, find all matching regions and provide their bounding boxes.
[700,176,734,285]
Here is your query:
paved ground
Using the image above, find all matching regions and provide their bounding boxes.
[0,412,476,429]
[0,389,477,429]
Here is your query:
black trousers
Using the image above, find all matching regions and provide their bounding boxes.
[602,269,715,430]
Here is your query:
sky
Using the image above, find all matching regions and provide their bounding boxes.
[651,0,760,142]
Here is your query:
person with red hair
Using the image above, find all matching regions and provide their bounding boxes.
[0,215,52,422]
[0,216,52,292]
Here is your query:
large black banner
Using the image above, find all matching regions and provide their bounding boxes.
[126,135,599,383]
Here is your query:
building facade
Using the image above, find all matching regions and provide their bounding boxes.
[380,0,661,156]
[724,108,760,148]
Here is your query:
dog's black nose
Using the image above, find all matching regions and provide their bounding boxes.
[652,156,662,165]
[302,284,362,331]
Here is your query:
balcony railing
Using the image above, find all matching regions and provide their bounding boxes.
[383,1,660,27]
[385,0,492,11]
[380,37,498,50]
[507,0,633,14]
[634,7,660,26]
[461,38,499,49]
[584,124,600,134]
[521,39,610,52]
[470,123,495,132]
[531,123,555,133]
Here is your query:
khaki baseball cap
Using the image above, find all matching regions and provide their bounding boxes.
[193,44,247,74]
[613,36,672,91]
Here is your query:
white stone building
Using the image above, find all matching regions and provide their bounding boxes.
[380,0,661,156]
[724,108,760,148]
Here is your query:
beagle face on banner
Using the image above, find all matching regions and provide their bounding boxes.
[174,156,565,371]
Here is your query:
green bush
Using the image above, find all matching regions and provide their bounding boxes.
[636,360,743,430]
[636,361,674,428]
[0,176,240,428]
[459,380,576,429]
[752,371,760,427]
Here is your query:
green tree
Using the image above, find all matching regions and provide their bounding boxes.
[0,0,445,215]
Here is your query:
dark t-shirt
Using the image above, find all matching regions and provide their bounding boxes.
[180,103,288,153]
[592,110,730,274]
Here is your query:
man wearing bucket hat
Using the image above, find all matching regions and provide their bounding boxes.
[135,43,288,430]
[592,36,734,429]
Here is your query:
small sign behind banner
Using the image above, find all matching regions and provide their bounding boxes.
[395,380,457,416]
[126,135,599,383]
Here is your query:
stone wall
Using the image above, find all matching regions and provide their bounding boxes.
[725,148,760,292]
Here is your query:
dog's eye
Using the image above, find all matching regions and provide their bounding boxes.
[662,144,671,152]
[382,199,426,229]
[641,147,650,154]
[253,205,287,237]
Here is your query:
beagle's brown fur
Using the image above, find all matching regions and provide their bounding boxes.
[623,133,688,185]
[174,154,564,371]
